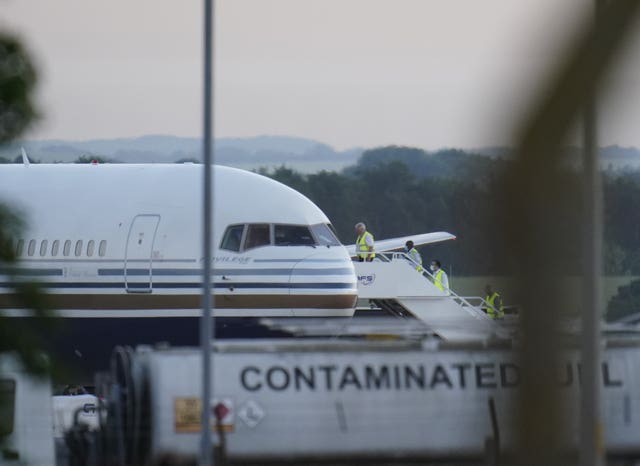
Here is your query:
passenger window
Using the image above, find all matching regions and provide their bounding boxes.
[220,225,244,252]
[74,240,83,257]
[51,240,60,257]
[16,240,23,257]
[98,240,107,257]
[274,225,316,246]
[244,224,270,250]
[63,240,71,257]
[40,240,48,257]
[87,240,95,257]
[311,223,341,246]
[0,379,15,437]
[27,240,35,256]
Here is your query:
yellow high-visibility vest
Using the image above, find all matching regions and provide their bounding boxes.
[433,269,445,291]
[408,248,423,272]
[485,291,504,318]
[356,232,375,260]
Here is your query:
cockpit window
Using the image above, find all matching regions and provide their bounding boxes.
[244,224,271,250]
[311,223,341,246]
[220,225,245,252]
[221,223,339,251]
[274,225,316,246]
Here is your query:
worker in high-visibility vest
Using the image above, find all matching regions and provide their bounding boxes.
[430,259,449,293]
[484,284,505,319]
[404,240,423,272]
[355,222,375,262]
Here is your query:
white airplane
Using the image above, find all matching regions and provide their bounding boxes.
[0,163,453,377]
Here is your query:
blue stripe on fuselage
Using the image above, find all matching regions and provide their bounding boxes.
[0,281,357,290]
[98,267,354,276]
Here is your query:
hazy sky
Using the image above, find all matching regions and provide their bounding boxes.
[2,0,640,150]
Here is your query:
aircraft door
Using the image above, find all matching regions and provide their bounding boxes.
[125,214,160,293]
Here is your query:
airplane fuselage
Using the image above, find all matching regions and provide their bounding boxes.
[0,164,357,377]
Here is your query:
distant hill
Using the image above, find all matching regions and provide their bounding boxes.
[0,135,364,173]
[2,135,639,173]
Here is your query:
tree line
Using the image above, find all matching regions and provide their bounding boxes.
[0,155,115,164]
[261,145,640,277]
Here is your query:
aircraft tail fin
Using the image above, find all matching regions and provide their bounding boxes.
[21,147,30,167]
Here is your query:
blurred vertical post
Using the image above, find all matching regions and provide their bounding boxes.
[200,0,215,464]
[580,1,604,464]
[507,102,569,466]
[504,2,640,465]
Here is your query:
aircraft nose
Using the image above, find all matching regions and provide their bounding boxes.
[288,247,358,317]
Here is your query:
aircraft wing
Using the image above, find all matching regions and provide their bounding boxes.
[345,231,456,257]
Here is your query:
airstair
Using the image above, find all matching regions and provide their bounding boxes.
[354,252,507,341]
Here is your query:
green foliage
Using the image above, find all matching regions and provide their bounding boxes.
[12,154,38,164]
[603,174,640,274]
[265,145,630,278]
[604,242,627,275]
[346,145,505,182]
[262,165,307,193]
[0,32,55,378]
[607,279,640,322]
[0,33,37,143]
[74,155,114,164]
[175,158,201,164]
[268,149,498,274]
